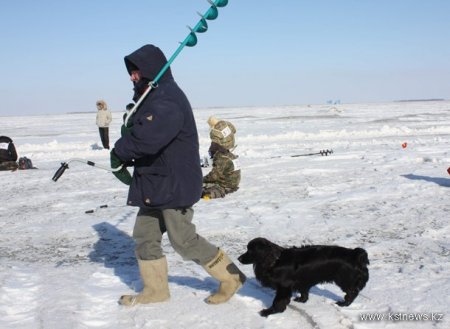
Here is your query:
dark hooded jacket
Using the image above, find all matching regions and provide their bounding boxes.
[114,45,202,209]
[0,136,18,162]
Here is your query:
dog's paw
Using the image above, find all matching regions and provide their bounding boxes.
[336,300,350,307]
[294,295,308,303]
[259,309,272,317]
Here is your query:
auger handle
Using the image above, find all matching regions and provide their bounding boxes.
[52,158,124,182]
[52,162,69,181]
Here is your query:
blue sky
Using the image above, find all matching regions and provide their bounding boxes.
[1,0,449,116]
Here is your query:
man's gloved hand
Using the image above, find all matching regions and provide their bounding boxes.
[120,124,133,137]
[110,149,132,186]
[121,113,134,137]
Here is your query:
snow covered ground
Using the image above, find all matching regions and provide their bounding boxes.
[1,101,449,329]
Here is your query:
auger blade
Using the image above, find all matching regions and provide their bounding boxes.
[214,0,229,7]
[185,32,198,47]
[195,17,208,33]
[204,5,219,20]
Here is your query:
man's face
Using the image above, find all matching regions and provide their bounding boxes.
[130,70,141,82]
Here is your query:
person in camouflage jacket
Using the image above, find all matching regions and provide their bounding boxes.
[202,117,241,199]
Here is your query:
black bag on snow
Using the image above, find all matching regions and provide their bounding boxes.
[18,157,35,170]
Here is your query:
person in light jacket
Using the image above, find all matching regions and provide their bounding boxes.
[95,100,112,149]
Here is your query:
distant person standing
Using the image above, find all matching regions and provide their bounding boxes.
[95,100,112,149]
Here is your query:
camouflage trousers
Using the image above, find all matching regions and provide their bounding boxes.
[0,161,18,171]
[202,183,237,199]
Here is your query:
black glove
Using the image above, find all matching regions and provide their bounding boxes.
[121,111,134,137]
[120,124,131,137]
[120,120,134,137]
[110,149,132,186]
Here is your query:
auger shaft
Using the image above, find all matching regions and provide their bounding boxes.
[124,0,228,126]
[270,149,334,159]
[291,149,333,157]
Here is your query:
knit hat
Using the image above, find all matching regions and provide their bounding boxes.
[209,119,236,150]
[207,116,220,128]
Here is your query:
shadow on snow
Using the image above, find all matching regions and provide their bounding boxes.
[401,174,450,187]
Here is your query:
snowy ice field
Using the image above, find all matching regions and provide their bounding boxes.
[1,101,449,329]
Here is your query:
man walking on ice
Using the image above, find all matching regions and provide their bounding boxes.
[110,44,246,306]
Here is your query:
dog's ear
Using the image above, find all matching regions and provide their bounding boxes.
[354,248,370,266]
[261,243,283,268]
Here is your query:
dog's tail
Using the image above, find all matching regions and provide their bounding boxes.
[353,248,370,267]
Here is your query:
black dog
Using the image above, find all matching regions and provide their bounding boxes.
[238,237,369,317]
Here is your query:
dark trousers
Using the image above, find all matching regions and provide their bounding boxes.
[98,127,109,149]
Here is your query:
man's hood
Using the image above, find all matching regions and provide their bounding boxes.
[124,44,173,82]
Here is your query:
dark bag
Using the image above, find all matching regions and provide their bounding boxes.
[18,157,34,170]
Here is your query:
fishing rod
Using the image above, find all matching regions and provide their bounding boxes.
[124,0,229,126]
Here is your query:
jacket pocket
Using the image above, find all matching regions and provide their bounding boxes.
[134,166,174,207]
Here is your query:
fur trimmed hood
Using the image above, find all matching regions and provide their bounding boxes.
[96,100,108,110]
